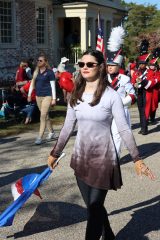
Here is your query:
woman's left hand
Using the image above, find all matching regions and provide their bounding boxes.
[51,99,56,106]
[134,160,156,180]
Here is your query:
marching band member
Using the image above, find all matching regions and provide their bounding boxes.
[131,40,157,135]
[148,48,160,123]
[106,26,136,156]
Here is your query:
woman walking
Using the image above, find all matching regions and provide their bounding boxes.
[48,50,155,240]
[28,54,56,145]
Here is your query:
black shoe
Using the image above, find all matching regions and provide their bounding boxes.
[101,233,115,240]
[138,130,142,134]
[102,226,115,240]
[141,131,148,135]
[150,120,157,125]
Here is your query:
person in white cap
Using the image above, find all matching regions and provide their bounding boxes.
[57,57,74,103]
[57,57,69,73]
[106,26,136,157]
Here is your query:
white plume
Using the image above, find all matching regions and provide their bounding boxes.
[107,26,126,52]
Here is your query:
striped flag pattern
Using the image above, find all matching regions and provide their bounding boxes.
[96,11,105,58]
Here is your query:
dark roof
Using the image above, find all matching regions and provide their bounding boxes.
[52,0,127,12]
[53,0,86,4]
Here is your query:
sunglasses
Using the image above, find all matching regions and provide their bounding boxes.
[78,62,99,68]
[37,59,43,62]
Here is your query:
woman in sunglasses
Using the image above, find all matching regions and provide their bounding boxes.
[48,50,155,240]
[28,54,56,145]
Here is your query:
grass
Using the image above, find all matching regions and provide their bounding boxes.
[0,105,67,138]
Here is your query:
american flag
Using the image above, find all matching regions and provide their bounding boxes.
[96,12,105,58]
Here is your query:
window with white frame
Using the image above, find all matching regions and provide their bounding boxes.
[0,0,14,44]
[36,7,47,45]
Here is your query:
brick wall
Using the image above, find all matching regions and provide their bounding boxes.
[0,0,54,84]
[18,0,37,57]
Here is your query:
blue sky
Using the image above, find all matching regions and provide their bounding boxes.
[124,0,160,9]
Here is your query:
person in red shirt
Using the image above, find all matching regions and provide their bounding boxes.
[20,81,38,124]
[15,61,29,88]
[59,71,74,102]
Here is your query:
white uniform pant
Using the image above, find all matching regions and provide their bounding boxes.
[111,107,131,158]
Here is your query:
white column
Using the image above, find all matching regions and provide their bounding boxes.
[89,18,96,49]
[80,17,88,52]
[88,18,92,48]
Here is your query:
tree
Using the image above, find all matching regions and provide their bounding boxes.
[121,1,160,58]
[149,10,160,32]
[126,4,156,36]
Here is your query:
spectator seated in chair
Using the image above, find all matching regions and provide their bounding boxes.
[20,81,38,124]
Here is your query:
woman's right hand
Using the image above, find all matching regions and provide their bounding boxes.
[51,99,56,106]
[27,96,32,102]
[134,160,155,180]
[136,77,141,83]
[48,155,58,170]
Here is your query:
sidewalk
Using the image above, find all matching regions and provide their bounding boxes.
[0,106,160,240]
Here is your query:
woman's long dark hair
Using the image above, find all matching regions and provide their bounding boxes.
[70,49,110,107]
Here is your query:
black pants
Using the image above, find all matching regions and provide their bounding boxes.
[137,92,148,133]
[150,110,156,122]
[76,177,115,240]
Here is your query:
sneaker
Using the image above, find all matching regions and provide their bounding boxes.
[46,132,56,141]
[35,137,42,145]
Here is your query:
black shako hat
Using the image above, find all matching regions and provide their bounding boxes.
[106,26,125,66]
[149,47,160,65]
[138,39,150,64]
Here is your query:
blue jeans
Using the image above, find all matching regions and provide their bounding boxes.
[21,103,37,119]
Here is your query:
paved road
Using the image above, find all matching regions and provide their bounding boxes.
[0,106,160,240]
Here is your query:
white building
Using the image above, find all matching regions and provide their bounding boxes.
[0,0,126,83]
[53,0,126,52]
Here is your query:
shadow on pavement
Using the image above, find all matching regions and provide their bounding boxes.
[0,165,47,188]
[131,116,160,131]
[0,136,20,144]
[13,201,86,239]
[121,142,160,165]
[115,195,160,240]
[131,122,140,130]
[148,124,160,134]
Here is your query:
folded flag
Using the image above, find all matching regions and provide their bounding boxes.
[11,173,43,201]
[0,153,65,227]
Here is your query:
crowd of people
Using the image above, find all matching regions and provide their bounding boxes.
[0,25,159,239]
[0,54,77,144]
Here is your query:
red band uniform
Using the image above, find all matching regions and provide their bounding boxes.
[131,53,157,134]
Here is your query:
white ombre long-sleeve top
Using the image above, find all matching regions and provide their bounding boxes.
[51,87,139,190]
